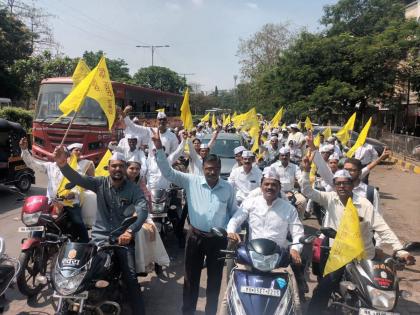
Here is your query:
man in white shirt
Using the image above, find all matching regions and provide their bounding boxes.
[326,136,343,157]
[187,129,220,176]
[228,150,262,205]
[300,160,414,313]
[231,145,246,171]
[355,143,378,184]
[261,135,281,162]
[287,124,305,149]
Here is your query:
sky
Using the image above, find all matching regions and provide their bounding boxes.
[36,0,337,92]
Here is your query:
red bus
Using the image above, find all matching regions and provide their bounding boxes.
[32,77,183,163]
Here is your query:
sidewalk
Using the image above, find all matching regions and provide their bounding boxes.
[388,153,420,175]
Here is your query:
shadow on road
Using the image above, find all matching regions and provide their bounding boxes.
[0,185,46,216]
[379,191,397,200]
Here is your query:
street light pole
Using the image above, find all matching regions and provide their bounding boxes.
[136,44,170,66]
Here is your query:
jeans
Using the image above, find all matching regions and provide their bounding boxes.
[114,245,145,315]
[66,205,89,243]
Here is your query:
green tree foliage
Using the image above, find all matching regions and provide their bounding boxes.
[133,66,186,94]
[11,51,76,103]
[82,50,131,83]
[0,8,33,97]
[0,107,34,131]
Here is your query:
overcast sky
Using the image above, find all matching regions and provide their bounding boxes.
[37,0,337,91]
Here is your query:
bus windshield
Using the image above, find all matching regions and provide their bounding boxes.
[35,83,108,126]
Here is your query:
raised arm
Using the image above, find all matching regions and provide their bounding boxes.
[300,156,331,208]
[122,106,151,141]
[361,148,390,179]
[208,127,221,149]
[167,134,187,165]
[19,138,48,173]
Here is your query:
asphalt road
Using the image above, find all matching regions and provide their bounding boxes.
[1,163,420,314]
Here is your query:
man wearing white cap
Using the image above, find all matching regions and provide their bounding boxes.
[228,150,262,205]
[300,158,415,313]
[261,135,281,162]
[287,123,305,149]
[187,127,220,176]
[326,136,343,157]
[53,146,149,314]
[231,145,246,171]
[354,142,378,184]
[67,143,95,176]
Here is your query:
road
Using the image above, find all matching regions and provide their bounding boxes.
[1,163,420,314]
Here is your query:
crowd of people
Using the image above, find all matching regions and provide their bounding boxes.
[21,107,416,315]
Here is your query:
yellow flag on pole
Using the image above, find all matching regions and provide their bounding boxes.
[305,116,313,130]
[56,153,79,207]
[59,56,116,130]
[297,121,303,131]
[335,113,356,145]
[281,123,286,130]
[156,108,165,113]
[212,114,217,129]
[314,133,321,147]
[180,88,193,131]
[201,112,210,123]
[72,59,90,87]
[324,198,365,276]
[322,126,332,139]
[270,107,284,128]
[345,117,372,158]
[95,149,112,177]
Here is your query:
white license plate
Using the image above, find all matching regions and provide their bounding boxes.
[240,286,282,297]
[150,213,168,218]
[53,291,88,300]
[18,226,44,232]
[359,308,399,315]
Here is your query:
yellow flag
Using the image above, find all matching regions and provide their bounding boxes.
[249,126,260,153]
[305,116,313,130]
[322,126,332,139]
[212,114,217,129]
[270,107,284,128]
[201,112,210,123]
[314,133,321,147]
[95,149,112,177]
[225,114,231,126]
[281,123,286,130]
[180,88,193,131]
[335,113,356,145]
[297,121,303,131]
[324,198,365,276]
[57,153,79,206]
[233,111,237,119]
[156,108,165,113]
[59,56,116,130]
[72,59,90,87]
[346,117,372,158]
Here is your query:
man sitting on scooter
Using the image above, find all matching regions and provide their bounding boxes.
[300,156,415,314]
[53,148,149,315]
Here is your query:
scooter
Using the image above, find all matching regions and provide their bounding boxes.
[211,227,314,315]
[318,227,419,314]
[0,237,20,313]
[52,216,137,315]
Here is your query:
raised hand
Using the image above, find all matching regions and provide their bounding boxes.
[380,147,391,160]
[19,137,28,150]
[122,105,133,118]
[150,128,163,150]
[306,130,316,150]
[53,145,68,168]
[301,156,312,172]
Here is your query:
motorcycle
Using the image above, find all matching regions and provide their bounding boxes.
[52,216,137,315]
[318,227,419,314]
[0,237,20,313]
[211,227,314,315]
[16,189,80,297]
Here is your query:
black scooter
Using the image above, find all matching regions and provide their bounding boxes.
[52,217,138,315]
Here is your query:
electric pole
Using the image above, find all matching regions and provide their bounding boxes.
[136,44,170,66]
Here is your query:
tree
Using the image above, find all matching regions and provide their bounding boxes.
[82,50,131,83]
[11,51,77,104]
[133,66,186,93]
[0,7,33,97]
[237,23,297,79]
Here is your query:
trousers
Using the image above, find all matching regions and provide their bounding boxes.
[66,205,89,243]
[182,227,227,315]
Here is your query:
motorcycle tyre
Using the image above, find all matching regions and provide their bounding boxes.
[17,248,45,297]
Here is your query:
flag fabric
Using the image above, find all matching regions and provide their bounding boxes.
[249,126,260,153]
[156,108,165,113]
[212,114,217,129]
[335,113,356,145]
[324,198,365,276]
[305,116,313,130]
[201,112,210,123]
[59,56,116,130]
[56,153,78,207]
[346,117,372,158]
[270,107,284,129]
[281,123,286,130]
[95,149,112,177]
[322,126,332,139]
[314,133,321,147]
[72,59,90,87]
[297,121,303,131]
[180,88,193,131]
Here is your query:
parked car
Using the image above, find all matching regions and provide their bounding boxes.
[201,133,245,179]
[312,126,385,156]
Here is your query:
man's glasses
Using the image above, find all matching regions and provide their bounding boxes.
[334,181,352,187]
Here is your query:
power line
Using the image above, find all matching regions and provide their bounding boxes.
[136,45,170,66]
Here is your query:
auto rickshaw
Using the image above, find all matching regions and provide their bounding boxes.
[0,118,35,192]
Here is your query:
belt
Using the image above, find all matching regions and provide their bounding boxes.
[190,226,213,237]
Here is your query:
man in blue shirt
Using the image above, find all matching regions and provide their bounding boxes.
[151,129,238,315]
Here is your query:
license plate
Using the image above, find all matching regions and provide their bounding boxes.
[359,308,399,315]
[53,291,88,300]
[240,286,282,297]
[18,226,44,232]
[150,213,168,218]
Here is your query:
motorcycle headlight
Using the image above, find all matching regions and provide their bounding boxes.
[53,266,87,296]
[228,279,246,315]
[151,203,165,213]
[249,251,279,272]
[22,212,41,226]
[366,285,396,311]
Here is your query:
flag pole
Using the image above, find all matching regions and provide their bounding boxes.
[59,111,79,147]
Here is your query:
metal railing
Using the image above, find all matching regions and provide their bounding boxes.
[379,131,420,161]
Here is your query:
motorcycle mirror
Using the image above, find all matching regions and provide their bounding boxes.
[65,183,76,190]
[402,242,420,252]
[210,227,227,238]
[299,235,316,245]
[320,227,337,239]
